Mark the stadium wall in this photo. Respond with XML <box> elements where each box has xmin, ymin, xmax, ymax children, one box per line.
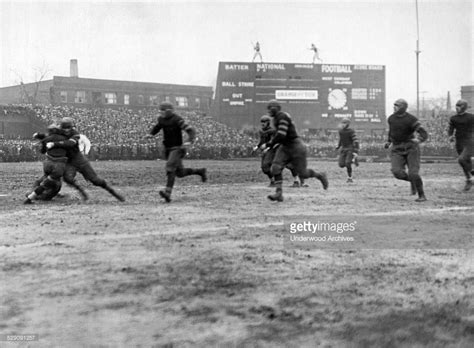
<box><xmin>0</xmin><ymin>106</ymin><xmax>46</xmax><ymax>139</ymax></box>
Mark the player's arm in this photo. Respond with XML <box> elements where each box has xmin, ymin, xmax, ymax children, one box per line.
<box><xmin>351</xmin><ymin>130</ymin><xmax>360</xmax><ymax>153</ymax></box>
<box><xmin>256</xmin><ymin>131</ymin><xmax>266</xmax><ymax>148</ymax></box>
<box><xmin>33</xmin><ymin>132</ymin><xmax>46</xmax><ymax>140</ymax></box>
<box><xmin>40</xmin><ymin>140</ymin><xmax>48</xmax><ymax>154</ymax></box>
<box><xmin>384</xmin><ymin>118</ymin><xmax>392</xmax><ymax>148</ymax></box>
<box><xmin>48</xmin><ymin>135</ymin><xmax>79</xmax><ymax>149</ymax></box>
<box><xmin>413</xmin><ymin>122</ymin><xmax>428</xmax><ymax>143</ymax></box>
<box><xmin>149</xmin><ymin>121</ymin><xmax>162</xmax><ymax>137</ymax></box>
<box><xmin>447</xmin><ymin>118</ymin><xmax>455</xmax><ymax>141</ymax></box>
<box><xmin>267</xmin><ymin>118</ymin><xmax>289</xmax><ymax>148</ymax></box>
<box><xmin>178</xmin><ymin>117</ymin><xmax>196</xmax><ymax>144</ymax></box>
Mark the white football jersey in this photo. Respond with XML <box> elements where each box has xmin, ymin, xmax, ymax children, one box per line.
<box><xmin>78</xmin><ymin>134</ymin><xmax>91</xmax><ymax>155</ymax></box>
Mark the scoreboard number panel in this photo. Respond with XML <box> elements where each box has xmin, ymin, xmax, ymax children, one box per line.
<box><xmin>213</xmin><ymin>62</ymin><xmax>385</xmax><ymax>133</ymax></box>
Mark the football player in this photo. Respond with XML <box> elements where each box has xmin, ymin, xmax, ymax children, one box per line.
<box><xmin>146</xmin><ymin>102</ymin><xmax>207</xmax><ymax>203</ymax></box>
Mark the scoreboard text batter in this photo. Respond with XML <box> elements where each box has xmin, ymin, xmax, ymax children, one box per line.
<box><xmin>213</xmin><ymin>62</ymin><xmax>386</xmax><ymax>133</ymax></box>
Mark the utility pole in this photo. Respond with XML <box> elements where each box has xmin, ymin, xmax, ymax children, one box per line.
<box><xmin>415</xmin><ymin>0</ymin><xmax>421</xmax><ymax>118</ymax></box>
<box><xmin>420</xmin><ymin>91</ymin><xmax>428</xmax><ymax>118</ymax></box>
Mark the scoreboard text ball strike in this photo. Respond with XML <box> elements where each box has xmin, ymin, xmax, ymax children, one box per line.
<box><xmin>213</xmin><ymin>62</ymin><xmax>386</xmax><ymax>134</ymax></box>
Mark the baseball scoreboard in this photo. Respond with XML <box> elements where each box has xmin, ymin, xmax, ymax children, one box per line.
<box><xmin>212</xmin><ymin>62</ymin><xmax>386</xmax><ymax>134</ymax></box>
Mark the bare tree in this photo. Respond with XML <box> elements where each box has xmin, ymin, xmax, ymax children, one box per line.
<box><xmin>11</xmin><ymin>61</ymin><xmax>51</xmax><ymax>106</ymax></box>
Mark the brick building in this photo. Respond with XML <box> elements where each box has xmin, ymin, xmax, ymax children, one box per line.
<box><xmin>0</xmin><ymin>60</ymin><xmax>213</xmax><ymax>113</ymax></box>
<box><xmin>461</xmin><ymin>85</ymin><xmax>474</xmax><ymax>111</ymax></box>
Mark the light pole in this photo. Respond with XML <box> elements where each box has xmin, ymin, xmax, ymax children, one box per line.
<box><xmin>415</xmin><ymin>0</ymin><xmax>421</xmax><ymax>118</ymax></box>
<box><xmin>420</xmin><ymin>91</ymin><xmax>428</xmax><ymax>118</ymax></box>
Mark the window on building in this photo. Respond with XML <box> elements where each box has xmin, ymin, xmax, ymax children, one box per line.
<box><xmin>164</xmin><ymin>96</ymin><xmax>171</xmax><ymax>103</ymax></box>
<box><xmin>195</xmin><ymin>97</ymin><xmax>201</xmax><ymax>108</ymax></box>
<box><xmin>75</xmin><ymin>91</ymin><xmax>86</xmax><ymax>103</ymax></box>
<box><xmin>175</xmin><ymin>96</ymin><xmax>188</xmax><ymax>107</ymax></box>
<box><xmin>105</xmin><ymin>93</ymin><xmax>117</xmax><ymax>104</ymax></box>
<box><xmin>150</xmin><ymin>96</ymin><xmax>159</xmax><ymax>106</ymax></box>
<box><xmin>138</xmin><ymin>95</ymin><xmax>144</xmax><ymax>104</ymax></box>
<box><xmin>60</xmin><ymin>91</ymin><xmax>67</xmax><ymax>103</ymax></box>
<box><xmin>124</xmin><ymin>94</ymin><xmax>130</xmax><ymax>105</ymax></box>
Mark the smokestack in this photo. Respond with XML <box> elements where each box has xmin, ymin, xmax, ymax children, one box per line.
<box><xmin>70</xmin><ymin>59</ymin><xmax>78</xmax><ymax>78</ymax></box>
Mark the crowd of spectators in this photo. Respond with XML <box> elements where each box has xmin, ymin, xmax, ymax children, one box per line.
<box><xmin>1</xmin><ymin>105</ymin><xmax>256</xmax><ymax>161</ymax></box>
<box><xmin>0</xmin><ymin>104</ymin><xmax>459</xmax><ymax>162</ymax></box>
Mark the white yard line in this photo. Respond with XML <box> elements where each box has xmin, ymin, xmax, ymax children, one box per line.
<box><xmin>1</xmin><ymin>205</ymin><xmax>472</xmax><ymax>252</ymax></box>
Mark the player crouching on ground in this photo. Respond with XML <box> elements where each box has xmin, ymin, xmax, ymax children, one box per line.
<box><xmin>263</xmin><ymin>100</ymin><xmax>328</xmax><ymax>202</ymax></box>
<box><xmin>336</xmin><ymin>118</ymin><xmax>359</xmax><ymax>183</ymax></box>
<box><xmin>146</xmin><ymin>102</ymin><xmax>207</xmax><ymax>203</ymax></box>
<box><xmin>24</xmin><ymin>124</ymin><xmax>77</xmax><ymax>204</ymax></box>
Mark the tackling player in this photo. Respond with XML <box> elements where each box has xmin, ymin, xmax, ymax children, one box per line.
<box><xmin>49</xmin><ymin>117</ymin><xmax>125</xmax><ymax>202</ymax></box>
<box><xmin>24</xmin><ymin>124</ymin><xmax>77</xmax><ymax>204</ymax></box>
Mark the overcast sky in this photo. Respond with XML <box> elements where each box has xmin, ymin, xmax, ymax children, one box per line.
<box><xmin>0</xmin><ymin>0</ymin><xmax>472</xmax><ymax>111</ymax></box>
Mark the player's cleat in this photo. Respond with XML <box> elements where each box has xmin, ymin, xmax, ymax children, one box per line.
<box><xmin>347</xmin><ymin>177</ymin><xmax>353</xmax><ymax>183</ymax></box>
<box><xmin>291</xmin><ymin>181</ymin><xmax>300</xmax><ymax>188</ymax></box>
<box><xmin>267</xmin><ymin>192</ymin><xmax>284</xmax><ymax>202</ymax></box>
<box><xmin>104</xmin><ymin>185</ymin><xmax>124</xmax><ymax>202</ymax></box>
<box><xmin>301</xmin><ymin>183</ymin><xmax>309</xmax><ymax>188</ymax></box>
<box><xmin>74</xmin><ymin>185</ymin><xmax>89</xmax><ymax>201</ymax></box>
<box><xmin>159</xmin><ymin>190</ymin><xmax>171</xmax><ymax>203</ymax></box>
<box><xmin>114</xmin><ymin>192</ymin><xmax>125</xmax><ymax>202</ymax></box>
<box><xmin>200</xmin><ymin>168</ymin><xmax>207</xmax><ymax>183</ymax></box>
<box><xmin>415</xmin><ymin>195</ymin><xmax>427</xmax><ymax>202</ymax></box>
<box><xmin>319</xmin><ymin>173</ymin><xmax>329</xmax><ymax>190</ymax></box>
<box><xmin>464</xmin><ymin>179</ymin><xmax>472</xmax><ymax>192</ymax></box>
<box><xmin>23</xmin><ymin>198</ymin><xmax>34</xmax><ymax>205</ymax></box>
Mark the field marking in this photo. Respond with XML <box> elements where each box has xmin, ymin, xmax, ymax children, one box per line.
<box><xmin>0</xmin><ymin>221</ymin><xmax>285</xmax><ymax>251</ymax></box>
<box><xmin>363</xmin><ymin>206</ymin><xmax>473</xmax><ymax>216</ymax></box>
<box><xmin>1</xmin><ymin>205</ymin><xmax>472</xmax><ymax>252</ymax></box>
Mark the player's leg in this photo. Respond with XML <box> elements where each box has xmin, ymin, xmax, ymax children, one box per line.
<box><xmin>268</xmin><ymin>146</ymin><xmax>290</xmax><ymax>202</ymax></box>
<box><xmin>344</xmin><ymin>150</ymin><xmax>353</xmax><ymax>182</ymax></box>
<box><xmin>78</xmin><ymin>161</ymin><xmax>124</xmax><ymax>202</ymax></box>
<box><xmin>407</xmin><ymin>144</ymin><xmax>426</xmax><ymax>202</ymax></box>
<box><xmin>160</xmin><ymin>148</ymin><xmax>180</xmax><ymax>202</ymax></box>
<box><xmin>25</xmin><ymin>161</ymin><xmax>64</xmax><ymax>204</ymax></box>
<box><xmin>294</xmin><ymin>140</ymin><xmax>328</xmax><ymax>190</ymax></box>
<box><xmin>286</xmin><ymin>163</ymin><xmax>300</xmax><ymax>187</ymax></box>
<box><xmin>262</xmin><ymin>150</ymin><xmax>275</xmax><ymax>186</ymax></box>
<box><xmin>63</xmin><ymin>163</ymin><xmax>89</xmax><ymax>200</ymax></box>
<box><xmin>176</xmin><ymin>148</ymin><xmax>207</xmax><ymax>182</ymax></box>
<box><xmin>390</xmin><ymin>146</ymin><xmax>409</xmax><ymax>181</ymax></box>
<box><xmin>457</xmin><ymin>144</ymin><xmax>472</xmax><ymax>191</ymax></box>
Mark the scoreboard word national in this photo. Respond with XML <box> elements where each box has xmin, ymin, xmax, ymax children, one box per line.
<box><xmin>212</xmin><ymin>62</ymin><xmax>386</xmax><ymax>134</ymax></box>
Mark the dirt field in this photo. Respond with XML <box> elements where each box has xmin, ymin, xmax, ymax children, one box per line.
<box><xmin>1</xmin><ymin>159</ymin><xmax>473</xmax><ymax>347</ymax></box>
